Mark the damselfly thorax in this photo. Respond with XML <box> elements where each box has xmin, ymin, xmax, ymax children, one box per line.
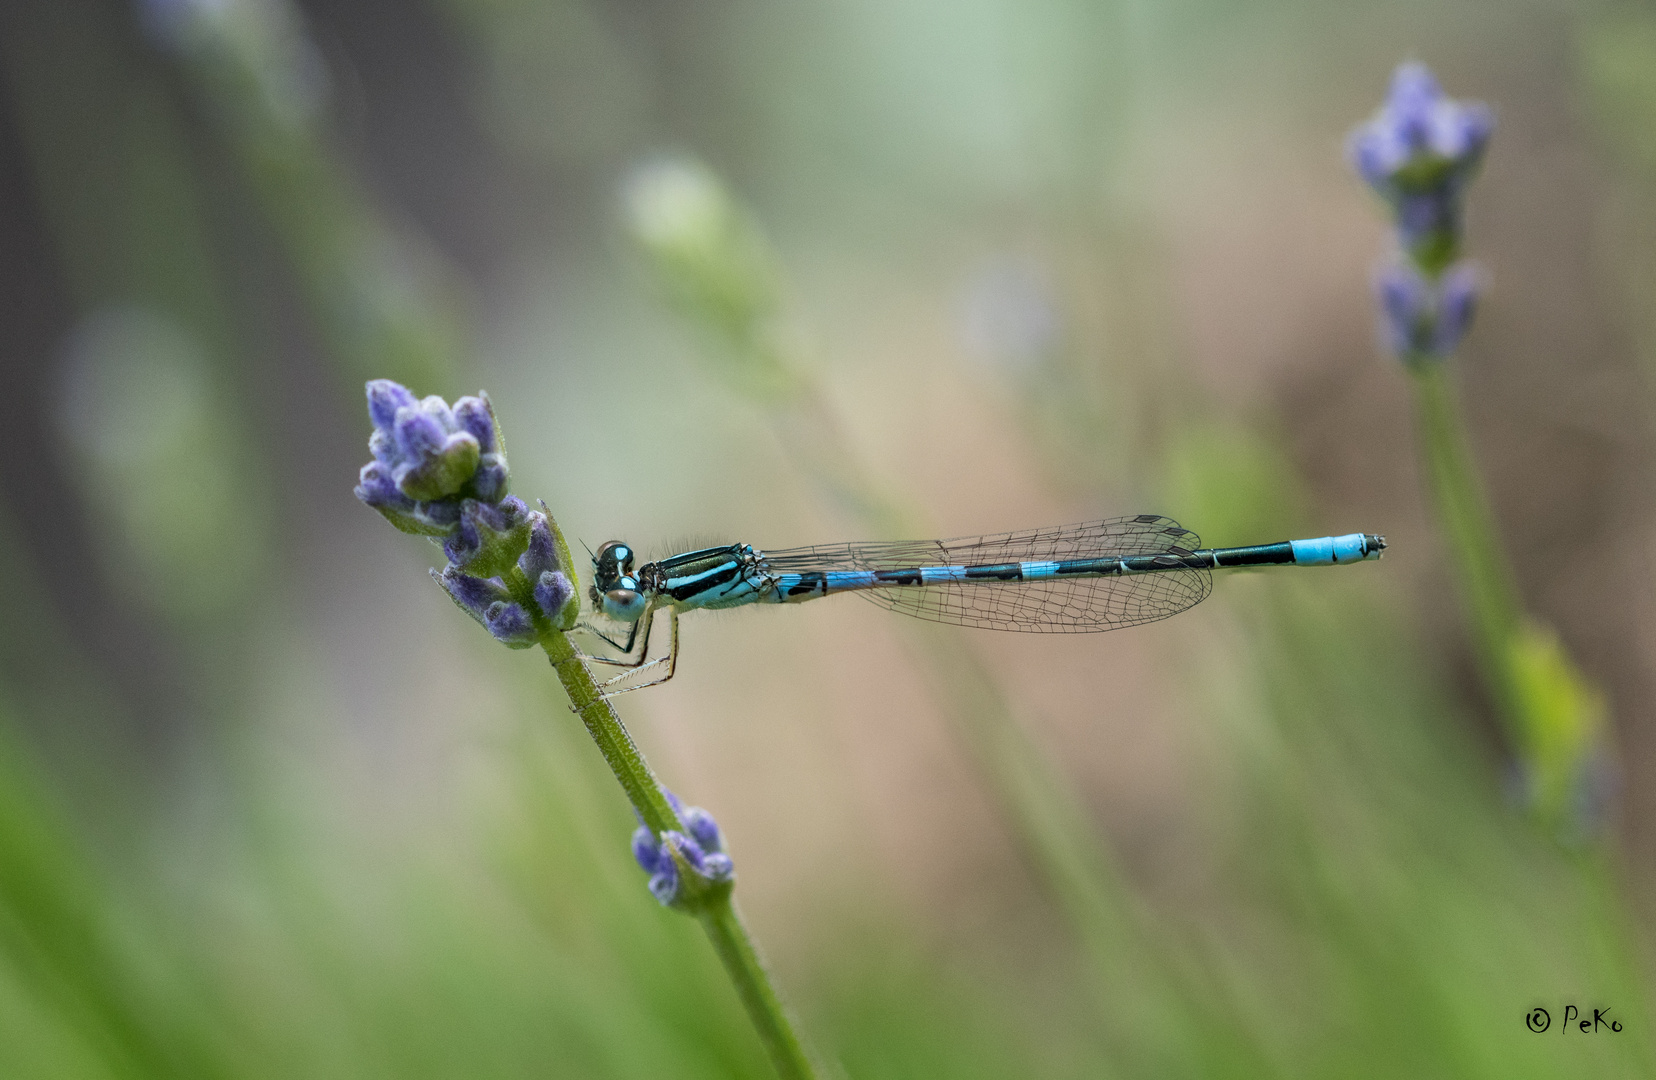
<box><xmin>578</xmin><ymin>516</ymin><xmax>1385</xmax><ymax>697</ymax></box>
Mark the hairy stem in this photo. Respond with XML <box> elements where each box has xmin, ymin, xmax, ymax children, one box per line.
<box><xmin>541</xmin><ymin>632</ymin><xmax>679</xmax><ymax>836</ymax></box>
<box><xmin>538</xmin><ymin>631</ymin><xmax>819</xmax><ymax>1079</ymax></box>
<box><xmin>698</xmin><ymin>897</ymin><xmax>819</xmax><ymax>1080</ymax></box>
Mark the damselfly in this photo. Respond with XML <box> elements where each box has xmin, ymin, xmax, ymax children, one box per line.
<box><xmin>578</xmin><ymin>516</ymin><xmax>1384</xmax><ymax>695</ymax></box>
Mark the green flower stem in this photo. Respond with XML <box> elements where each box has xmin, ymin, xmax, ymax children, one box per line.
<box><xmin>698</xmin><ymin>895</ymin><xmax>819</xmax><ymax>1080</ymax></box>
<box><xmin>1410</xmin><ymin>364</ymin><xmax>1523</xmax><ymax>721</ymax></box>
<box><xmin>1410</xmin><ymin>363</ymin><xmax>1606</xmax><ymax>821</ymax></box>
<box><xmin>539</xmin><ymin>632</ymin><xmax>680</xmax><ymax>836</ymax></box>
<box><xmin>536</xmin><ymin>629</ymin><xmax>819</xmax><ymax>1080</ymax></box>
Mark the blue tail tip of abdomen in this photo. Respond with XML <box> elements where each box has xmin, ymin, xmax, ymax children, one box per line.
<box><xmin>1289</xmin><ymin>533</ymin><xmax>1387</xmax><ymax>566</ymax></box>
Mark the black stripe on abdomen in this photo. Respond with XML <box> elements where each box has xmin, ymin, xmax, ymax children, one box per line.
<box><xmin>785</xmin><ymin>572</ymin><xmax>826</xmax><ymax>597</ymax></box>
<box><xmin>963</xmin><ymin>562</ymin><xmax>1023</xmax><ymax>581</ymax></box>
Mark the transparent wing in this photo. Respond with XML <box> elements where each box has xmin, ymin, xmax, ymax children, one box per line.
<box><xmin>760</xmin><ymin>515</ymin><xmax>1213</xmax><ymax>633</ymax></box>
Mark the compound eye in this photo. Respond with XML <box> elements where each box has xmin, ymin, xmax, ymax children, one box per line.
<box><xmin>601</xmin><ymin>588</ymin><xmax>647</xmax><ymax>622</ymax></box>
<box><xmin>595</xmin><ymin>540</ymin><xmax>634</xmax><ymax>571</ymax></box>
<box><xmin>592</xmin><ymin>540</ymin><xmax>637</xmax><ymax>590</ymax></box>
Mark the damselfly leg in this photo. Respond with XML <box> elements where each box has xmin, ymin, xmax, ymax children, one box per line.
<box><xmin>598</xmin><ymin>609</ymin><xmax>680</xmax><ymax>696</ymax></box>
<box><xmin>577</xmin><ymin>608</ymin><xmax>649</xmax><ymax>662</ymax></box>
<box><xmin>576</xmin><ymin>605</ymin><xmax>682</xmax><ymax>697</ymax></box>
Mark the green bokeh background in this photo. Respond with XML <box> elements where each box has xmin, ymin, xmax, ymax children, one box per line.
<box><xmin>0</xmin><ymin>0</ymin><xmax>1654</xmax><ymax>1075</ymax></box>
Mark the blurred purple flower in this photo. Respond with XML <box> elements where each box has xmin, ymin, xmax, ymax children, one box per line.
<box><xmin>1348</xmin><ymin>62</ymin><xmax>1493</xmax><ymax>271</ymax></box>
<box><xmin>1375</xmin><ymin>260</ymin><xmax>1481</xmax><ymax>362</ymax></box>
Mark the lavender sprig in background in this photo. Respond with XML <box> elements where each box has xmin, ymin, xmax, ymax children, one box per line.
<box><xmin>1350</xmin><ymin>63</ymin><xmax>1606</xmax><ymax>829</ymax></box>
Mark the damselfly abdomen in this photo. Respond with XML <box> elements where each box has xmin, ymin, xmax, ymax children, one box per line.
<box><xmin>578</xmin><ymin>515</ymin><xmax>1384</xmax><ymax>695</ymax></box>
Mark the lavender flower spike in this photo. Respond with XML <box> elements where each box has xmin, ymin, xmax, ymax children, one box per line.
<box><xmin>354</xmin><ymin>380</ymin><xmax>512</xmax><ymax>542</ymax></box>
<box><xmin>1348</xmin><ymin>62</ymin><xmax>1493</xmax><ymax>273</ymax></box>
<box><xmin>631</xmin><ymin>792</ymin><xmax>735</xmax><ymax>907</ymax></box>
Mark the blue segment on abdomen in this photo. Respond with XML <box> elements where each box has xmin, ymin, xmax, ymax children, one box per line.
<box><xmin>1019</xmin><ymin>560</ymin><xmax>1060</xmax><ymax>580</ymax></box>
<box><xmin>824</xmin><ymin>570</ymin><xmax>877</xmax><ymax>592</ymax></box>
<box><xmin>1289</xmin><ymin>534</ymin><xmax>1370</xmax><ymax>565</ymax></box>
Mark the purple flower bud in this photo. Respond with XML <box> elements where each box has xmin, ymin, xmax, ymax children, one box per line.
<box><xmin>1349</xmin><ymin>63</ymin><xmax>1493</xmax><ymax>185</ymax></box>
<box><xmin>632</xmin><ymin>825</ymin><xmax>663</xmax><ymax>873</ymax></box>
<box><xmin>357</xmin><ymin>461</ymin><xmax>452</xmax><ymax>536</ymax></box>
<box><xmin>683</xmin><ymin>806</ymin><xmax>723</xmax><ymax>854</ymax></box>
<box><xmin>471</xmin><ymin>456</ymin><xmax>509</xmax><ymax>503</ymax></box>
<box><xmin>534</xmin><ymin>571</ymin><xmax>576</xmax><ymax>626</ymax></box>
<box><xmin>1377</xmin><ymin>261</ymin><xmax>1434</xmax><ymax>357</ymax></box>
<box><xmin>518</xmin><ymin>514</ymin><xmax>560</xmax><ymax>579</ymax></box>
<box><xmin>648</xmin><ymin>863</ymin><xmax>679</xmax><ymax>906</ymax></box>
<box><xmin>366</xmin><ymin>379</ymin><xmax>418</xmax><ymax>432</ymax></box>
<box><xmin>420</xmin><ymin>394</ymin><xmax>458</xmax><ymax>429</ymax></box>
<box><xmin>369</xmin><ymin>428</ymin><xmax>397</xmax><ymax>465</ymax></box>
<box><xmin>392</xmin><ymin>403</ymin><xmax>446</xmax><ymax>459</ymax></box>
<box><xmin>355</xmin><ymin>461</ymin><xmax>411</xmax><ymax>511</ymax></box>
<box><xmin>452</xmin><ymin>395</ymin><xmax>498</xmax><ymax>454</ymax></box>
<box><xmin>433</xmin><ymin>566</ymin><xmax>513</xmax><ymax>622</ymax></box>
<box><xmin>665</xmin><ymin>830</ymin><xmax>707</xmax><ymax>873</ymax></box>
<box><xmin>660</xmin><ymin>830</ymin><xmax>733</xmax><ymax>886</ymax></box>
<box><xmin>415</xmin><ymin>499</ymin><xmax>463</xmax><ymax>529</ymax></box>
<box><xmin>483</xmin><ymin>601</ymin><xmax>538</xmax><ymax>648</ymax></box>
<box><xmin>631</xmin><ymin>825</ymin><xmax>682</xmax><ymax>902</ymax></box>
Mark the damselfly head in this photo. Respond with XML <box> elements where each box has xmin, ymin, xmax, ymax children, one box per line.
<box><xmin>593</xmin><ymin>540</ymin><xmax>635</xmax><ymax>584</ymax></box>
<box><xmin>593</xmin><ymin>540</ymin><xmax>648</xmax><ymax>622</ymax></box>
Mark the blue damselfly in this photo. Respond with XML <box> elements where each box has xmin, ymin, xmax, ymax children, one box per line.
<box><xmin>579</xmin><ymin>516</ymin><xmax>1384</xmax><ymax>694</ymax></box>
